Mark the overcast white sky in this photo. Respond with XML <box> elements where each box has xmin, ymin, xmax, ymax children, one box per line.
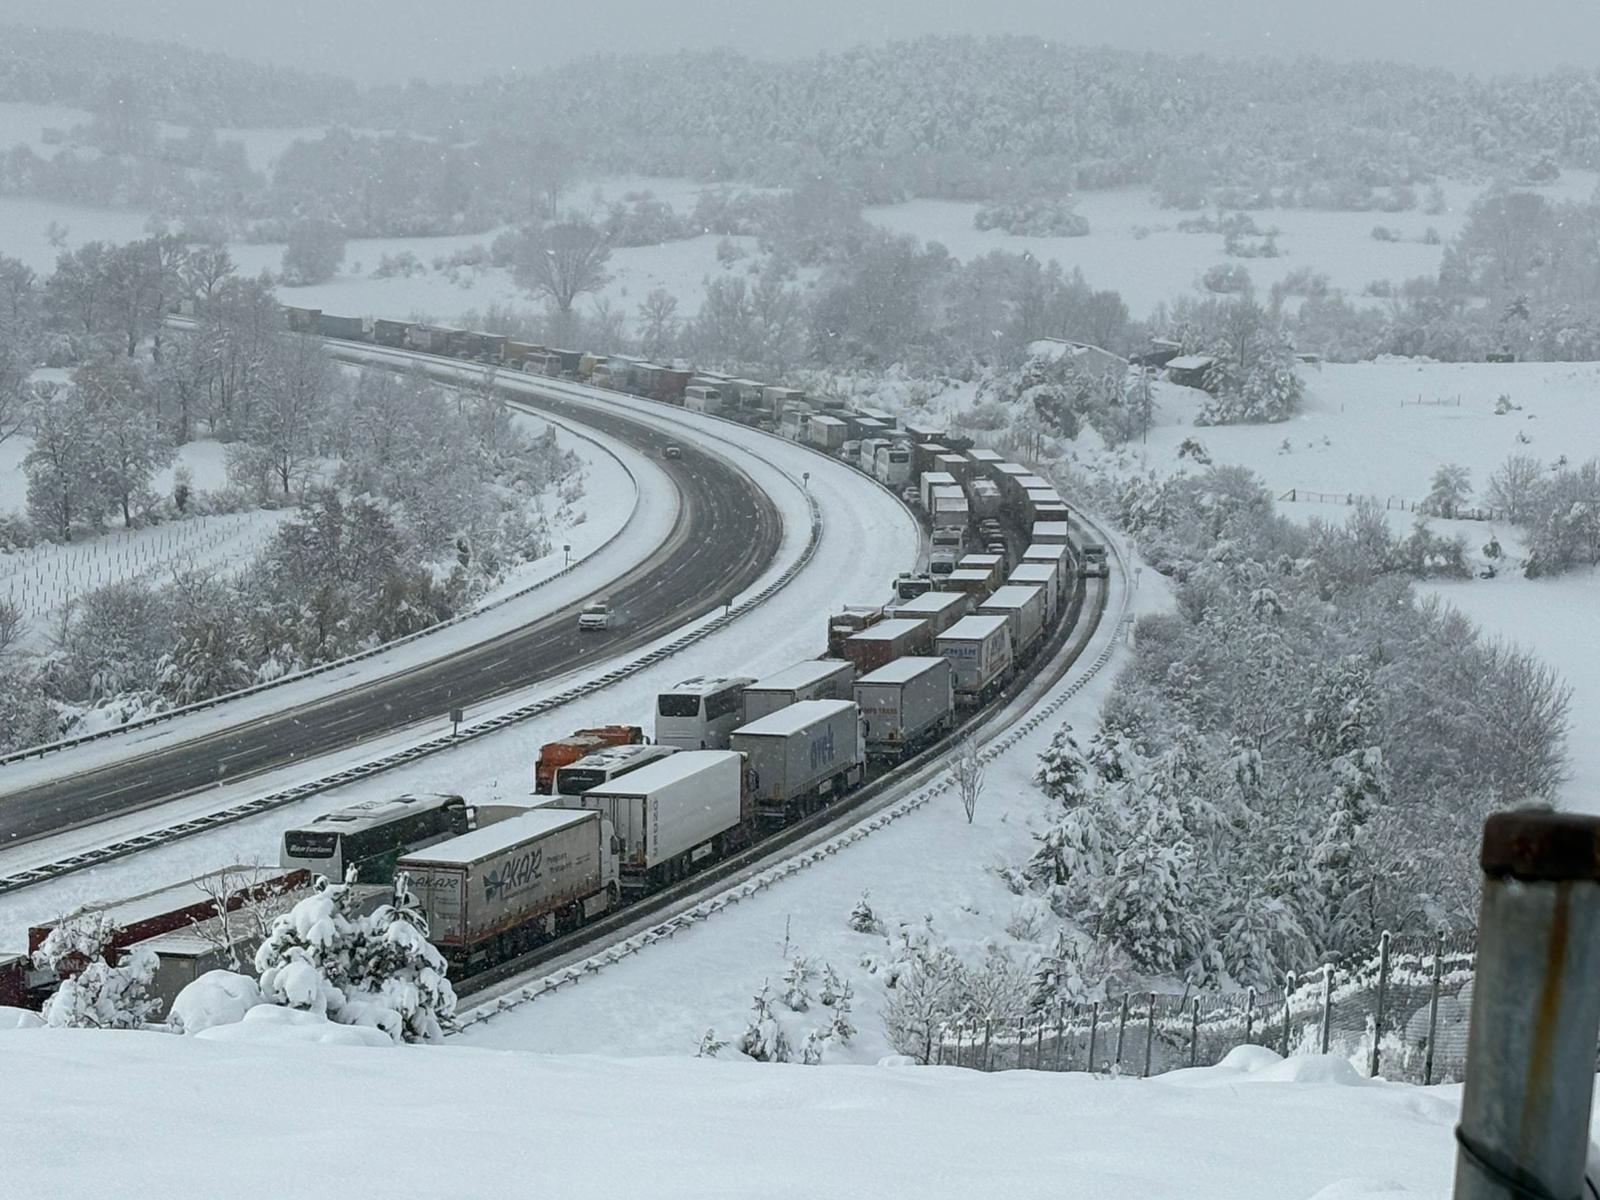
<box><xmin>3</xmin><ymin>0</ymin><xmax>1596</xmax><ymax>83</ymax></box>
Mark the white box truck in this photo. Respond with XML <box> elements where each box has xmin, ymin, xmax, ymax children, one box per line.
<box><xmin>854</xmin><ymin>656</ymin><xmax>955</xmax><ymax>761</ymax></box>
<box><xmin>920</xmin><ymin>471</ymin><xmax>957</xmax><ymax>512</ymax></box>
<box><xmin>577</xmin><ymin>751</ymin><xmax>747</xmax><ymax>892</ymax></box>
<box><xmin>979</xmin><ymin>584</ymin><xmax>1047</xmax><ymax>659</ymax></box>
<box><xmin>399</xmin><ymin>808</ymin><xmax>615</xmax><ymax>970</ymax></box>
<box><xmin>889</xmin><ymin>588</ymin><xmax>973</xmax><ymax>637</ymax></box>
<box><xmin>936</xmin><ymin>614</ymin><xmax>1013</xmax><ymax>703</ymax></box>
<box><xmin>742</xmin><ymin>659</ymin><xmax>856</xmax><ymax>724</ymax></box>
<box><xmin>731</xmin><ymin>699</ymin><xmax>865</xmax><ymax>818</ymax></box>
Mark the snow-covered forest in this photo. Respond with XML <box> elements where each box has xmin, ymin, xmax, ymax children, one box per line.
<box><xmin>0</xmin><ymin>237</ymin><xmax>581</xmax><ymax>749</ymax></box>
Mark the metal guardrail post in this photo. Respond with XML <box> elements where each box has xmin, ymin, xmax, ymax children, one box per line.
<box><xmin>1320</xmin><ymin>965</ymin><xmax>1333</xmax><ymax>1055</ymax></box>
<box><xmin>1370</xmin><ymin>931</ymin><xmax>1391</xmax><ymax>1078</ymax></box>
<box><xmin>1424</xmin><ymin>937</ymin><xmax>1444</xmax><ymax>1087</ymax></box>
<box><xmin>1453</xmin><ymin>812</ymin><xmax>1600</xmax><ymax>1200</ymax></box>
<box><xmin>1087</xmin><ymin>1002</ymin><xmax>1100</xmax><ymax>1073</ymax></box>
<box><xmin>1114</xmin><ymin>993</ymin><xmax>1130</xmax><ymax>1069</ymax></box>
<box><xmin>1143</xmin><ymin>992</ymin><xmax>1155</xmax><ymax>1078</ymax></box>
<box><xmin>1283</xmin><ymin>972</ymin><xmax>1297</xmax><ymax>1057</ymax></box>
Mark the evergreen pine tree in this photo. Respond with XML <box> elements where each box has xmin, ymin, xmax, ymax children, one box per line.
<box><xmin>1034</xmin><ymin>724</ymin><xmax>1094</xmax><ymax>807</ymax></box>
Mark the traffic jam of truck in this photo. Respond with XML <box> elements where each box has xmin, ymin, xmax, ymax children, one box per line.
<box><xmin>2</xmin><ymin>422</ymin><xmax>1104</xmax><ymax>1009</ymax></box>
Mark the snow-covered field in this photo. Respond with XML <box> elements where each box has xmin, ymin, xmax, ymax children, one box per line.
<box><xmin>867</xmin><ymin>174</ymin><xmax>1600</xmax><ymax>318</ymax></box>
<box><xmin>2</xmin><ymin>1026</ymin><xmax>1480</xmax><ymax>1200</ymax></box>
<box><xmin>0</xmin><ymin>387</ymin><xmax>919</xmax><ymax>950</ymax></box>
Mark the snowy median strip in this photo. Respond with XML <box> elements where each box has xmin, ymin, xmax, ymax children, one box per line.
<box><xmin>452</xmin><ymin>527</ymin><xmax>1133</xmax><ymax>1032</ymax></box>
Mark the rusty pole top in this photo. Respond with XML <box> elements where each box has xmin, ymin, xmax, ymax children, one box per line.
<box><xmin>1480</xmin><ymin>811</ymin><xmax>1600</xmax><ymax>883</ymax></box>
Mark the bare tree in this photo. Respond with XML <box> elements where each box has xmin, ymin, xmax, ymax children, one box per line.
<box><xmin>253</xmin><ymin>334</ymin><xmax>335</xmax><ymax>495</ymax></box>
<box><xmin>1487</xmin><ymin>453</ymin><xmax>1545</xmax><ymax>523</ymax></box>
<box><xmin>187</xmin><ymin>863</ymin><xmax>303</xmax><ymax>973</ymax></box>
<box><xmin>951</xmin><ymin>735</ymin><xmax>986</xmax><ymax>824</ymax></box>
<box><xmin>182</xmin><ymin>242</ymin><xmax>236</xmax><ymax>307</ymax></box>
<box><xmin>513</xmin><ymin>219</ymin><xmax>611</xmax><ymax>316</ymax></box>
<box><xmin>637</xmin><ymin>287</ymin><xmax>680</xmax><ymax>360</ymax></box>
<box><xmin>0</xmin><ymin>598</ymin><xmax>23</xmax><ymax>656</ymax></box>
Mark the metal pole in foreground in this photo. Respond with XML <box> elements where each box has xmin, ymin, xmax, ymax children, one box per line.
<box><xmin>1453</xmin><ymin>811</ymin><xmax>1600</xmax><ymax>1200</ymax></box>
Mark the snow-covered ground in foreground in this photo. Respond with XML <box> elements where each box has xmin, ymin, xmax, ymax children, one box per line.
<box><xmin>0</xmin><ymin>393</ymin><xmax>918</xmax><ymax>951</ymax></box>
<box><xmin>1093</xmin><ymin>359</ymin><xmax>1600</xmax><ymax>813</ymax></box>
<box><xmin>0</xmin><ymin>1028</ymin><xmax>1474</xmax><ymax>1200</ymax></box>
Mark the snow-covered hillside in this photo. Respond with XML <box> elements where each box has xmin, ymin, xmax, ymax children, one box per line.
<box><xmin>0</xmin><ymin>1026</ymin><xmax>1474</xmax><ymax>1200</ymax></box>
<box><xmin>1090</xmin><ymin>359</ymin><xmax>1600</xmax><ymax>812</ymax></box>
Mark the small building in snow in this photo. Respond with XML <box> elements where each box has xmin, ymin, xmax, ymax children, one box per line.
<box><xmin>1165</xmin><ymin>354</ymin><xmax>1218</xmax><ymax>391</ymax></box>
<box><xmin>1027</xmin><ymin>338</ymin><xmax>1127</xmax><ymax>379</ymax></box>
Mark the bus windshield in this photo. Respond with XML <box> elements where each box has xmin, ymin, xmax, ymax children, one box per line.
<box><xmin>657</xmin><ymin>695</ymin><xmax>701</xmax><ymax>718</ymax></box>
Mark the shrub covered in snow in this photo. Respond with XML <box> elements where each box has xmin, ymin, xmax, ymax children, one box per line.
<box><xmin>254</xmin><ymin>872</ymin><xmax>456</xmax><ymax>1044</ymax></box>
<box><xmin>169</xmin><ymin>970</ymin><xmax>262</xmax><ymax>1035</ymax></box>
<box><xmin>32</xmin><ymin>911</ymin><xmax>161</xmax><ymax>1029</ymax></box>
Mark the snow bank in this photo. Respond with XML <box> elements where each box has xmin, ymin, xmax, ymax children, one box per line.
<box><xmin>169</xmin><ymin>971</ymin><xmax>262</xmax><ymax>1035</ymax></box>
<box><xmin>0</xmin><ymin>1006</ymin><xmax>45</xmax><ymax>1030</ymax></box>
<box><xmin>193</xmin><ymin>1004</ymin><xmax>393</xmax><ymax>1048</ymax></box>
<box><xmin>0</xmin><ymin>1031</ymin><xmax>1470</xmax><ymax>1198</ymax></box>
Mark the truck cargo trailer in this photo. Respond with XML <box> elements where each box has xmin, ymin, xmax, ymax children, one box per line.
<box><xmin>841</xmin><ymin>617</ymin><xmax>932</xmax><ymax>675</ymax></box>
<box><xmin>936</xmin><ymin>614</ymin><xmax>1014</xmax><ymax>703</ymax></box>
<box><xmin>888</xmin><ymin>589</ymin><xmax>973</xmax><ymax>637</ymax></box>
<box><xmin>732</xmin><ymin>699</ymin><xmax>865</xmax><ymax>819</ymax></box>
<box><xmin>1007</xmin><ymin>563</ymin><xmax>1060</xmax><ymax>622</ymax></box>
<box><xmin>979</xmin><ymin>584</ymin><xmax>1047</xmax><ymax>660</ymax></box>
<box><xmin>919</xmin><ymin>471</ymin><xmax>958</xmax><ymax>512</ymax></box>
<box><xmin>1022</xmin><ymin>542</ymin><xmax>1072</xmax><ymax>595</ymax></box>
<box><xmin>826</xmin><ymin>605</ymin><xmax>885</xmax><ymax>658</ymax></box>
<box><xmin>805</xmin><ymin>413</ymin><xmax>849</xmax><ymax>451</ymax></box>
<box><xmin>1032</xmin><ymin>520</ymin><xmax>1072</xmax><ymax>546</ymax></box>
<box><xmin>577</xmin><ymin>751</ymin><xmax>750</xmax><ymax>892</ymax></box>
<box><xmin>854</xmin><ymin>657</ymin><xmax>955</xmax><ymax>761</ymax></box>
<box><xmin>742</xmin><ymin>659</ymin><xmax>856</xmax><ymax>724</ymax></box>
<box><xmin>957</xmin><ymin>554</ymin><xmax>1005</xmax><ymax>592</ymax></box>
<box><xmin>400</xmin><ymin>809</ymin><xmax>614</xmax><ymax>971</ymax></box>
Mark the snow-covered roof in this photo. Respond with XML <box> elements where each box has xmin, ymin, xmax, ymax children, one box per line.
<box><xmin>1032</xmin><ymin>522</ymin><xmax>1071</xmax><ymax>539</ymax></box>
<box><xmin>399</xmin><ymin>809</ymin><xmax>595</xmax><ymax>866</ymax></box>
<box><xmin>959</xmin><ymin>554</ymin><xmax>1001</xmax><ymax>567</ymax></box>
<box><xmin>747</xmin><ymin>660</ymin><xmax>854</xmax><ymax>693</ymax></box>
<box><xmin>581</xmin><ymin>750</ymin><xmax>741</xmax><ymax>796</ymax></box>
<box><xmin>1017</xmin><ymin>475</ymin><xmax>1050</xmax><ymax>490</ymax></box>
<box><xmin>938</xmin><ymin>614</ymin><xmax>1010</xmax><ymax>641</ymax></box>
<box><xmin>1023</xmin><ymin>543</ymin><xmax>1067</xmax><ymax>560</ymax></box>
<box><xmin>734</xmin><ymin>699</ymin><xmax>855</xmax><ymax>738</ymax></box>
<box><xmin>942</xmin><ymin>570</ymin><xmax>992</xmax><ymax>583</ymax></box>
<box><xmin>809</xmin><ymin>415</ymin><xmax>847</xmax><ymax>429</ymax></box>
<box><xmin>920</xmin><ymin>471</ymin><xmax>957</xmax><ymax>486</ymax></box>
<box><xmin>967</xmin><ymin>448</ymin><xmax>1002</xmax><ymax>463</ymax></box>
<box><xmin>893</xmin><ymin>591</ymin><xmax>970</xmax><ymax>616</ymax></box>
<box><xmin>849</xmin><ymin>618</ymin><xmax>928</xmax><ymax>642</ymax></box>
<box><xmin>856</xmin><ymin>656</ymin><xmax>949</xmax><ymax>685</ymax></box>
<box><xmin>1167</xmin><ymin>354</ymin><xmax>1216</xmax><ymax>371</ymax></box>
<box><xmin>980</xmin><ymin>585</ymin><xmax>1044</xmax><ymax>612</ymax></box>
<box><xmin>1008</xmin><ymin>564</ymin><xmax>1055</xmax><ymax>583</ymax></box>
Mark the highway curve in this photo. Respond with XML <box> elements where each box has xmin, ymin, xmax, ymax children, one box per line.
<box><xmin>0</xmin><ymin>387</ymin><xmax>784</xmax><ymax>849</ymax></box>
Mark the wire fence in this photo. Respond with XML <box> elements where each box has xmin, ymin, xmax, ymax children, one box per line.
<box><xmin>1276</xmin><ymin>489</ymin><xmax>1505</xmax><ymax>523</ymax></box>
<box><xmin>934</xmin><ymin>931</ymin><xmax>1482</xmax><ymax>1085</ymax></box>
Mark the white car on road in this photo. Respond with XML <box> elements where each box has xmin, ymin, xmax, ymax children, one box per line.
<box><xmin>578</xmin><ymin>601</ymin><xmax>612</xmax><ymax>632</ymax></box>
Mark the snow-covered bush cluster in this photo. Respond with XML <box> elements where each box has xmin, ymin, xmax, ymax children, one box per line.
<box><xmin>30</xmin><ymin>911</ymin><xmax>162</xmax><ymax>1030</ymax></box>
<box><xmin>251</xmin><ymin>872</ymin><xmax>457</xmax><ymax>1044</ymax></box>
<box><xmin>1015</xmin><ymin>466</ymin><xmax>1570</xmax><ymax>988</ymax></box>
<box><xmin>973</xmin><ymin>199</ymin><xmax>1090</xmax><ymax>238</ymax></box>
<box><xmin>701</xmin><ymin>956</ymin><xmax>856</xmax><ymax>1066</ymax></box>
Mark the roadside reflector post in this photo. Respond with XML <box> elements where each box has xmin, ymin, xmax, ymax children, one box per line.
<box><xmin>1453</xmin><ymin>811</ymin><xmax>1600</xmax><ymax>1200</ymax></box>
<box><xmin>450</xmin><ymin>707</ymin><xmax>464</xmax><ymax>737</ymax></box>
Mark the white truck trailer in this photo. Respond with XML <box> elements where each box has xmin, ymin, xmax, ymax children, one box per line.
<box><xmin>936</xmin><ymin>614</ymin><xmax>1014</xmax><ymax>703</ymax></box>
<box><xmin>731</xmin><ymin>699</ymin><xmax>865</xmax><ymax>819</ymax></box>
<box><xmin>1007</xmin><ymin>562</ymin><xmax>1060</xmax><ymax>622</ymax></box>
<box><xmin>576</xmin><ymin>751</ymin><xmax>748</xmax><ymax>892</ymax></box>
<box><xmin>979</xmin><ymin>584</ymin><xmax>1047</xmax><ymax>659</ymax></box>
<box><xmin>888</xmin><ymin>589</ymin><xmax>973</xmax><ymax>637</ymax></box>
<box><xmin>854</xmin><ymin>656</ymin><xmax>955</xmax><ymax>761</ymax></box>
<box><xmin>742</xmin><ymin>659</ymin><xmax>856</xmax><ymax>724</ymax></box>
<box><xmin>399</xmin><ymin>808</ymin><xmax>615</xmax><ymax>971</ymax></box>
<box><xmin>1031</xmin><ymin>520</ymin><xmax>1072</xmax><ymax>546</ymax></box>
<box><xmin>1022</xmin><ymin>541</ymin><xmax>1072</xmax><ymax>595</ymax></box>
